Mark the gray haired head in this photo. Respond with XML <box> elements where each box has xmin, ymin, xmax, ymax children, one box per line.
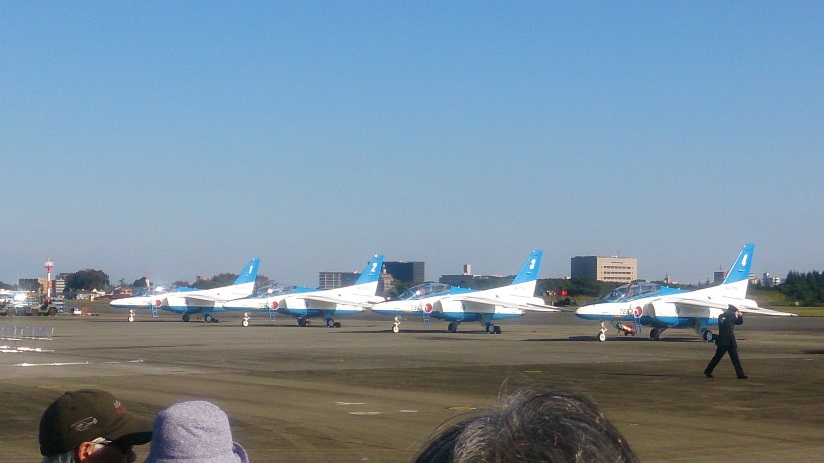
<box><xmin>143</xmin><ymin>400</ymin><xmax>248</xmax><ymax>463</ymax></box>
<box><xmin>413</xmin><ymin>384</ymin><xmax>638</xmax><ymax>463</ymax></box>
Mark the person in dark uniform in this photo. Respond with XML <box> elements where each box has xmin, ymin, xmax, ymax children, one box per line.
<box><xmin>704</xmin><ymin>305</ymin><xmax>748</xmax><ymax>379</ymax></box>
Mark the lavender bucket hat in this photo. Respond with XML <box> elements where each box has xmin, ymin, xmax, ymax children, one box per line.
<box><xmin>143</xmin><ymin>401</ymin><xmax>249</xmax><ymax>463</ymax></box>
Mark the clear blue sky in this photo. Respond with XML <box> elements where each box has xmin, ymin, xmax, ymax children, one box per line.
<box><xmin>2</xmin><ymin>1</ymin><xmax>822</xmax><ymax>287</ymax></box>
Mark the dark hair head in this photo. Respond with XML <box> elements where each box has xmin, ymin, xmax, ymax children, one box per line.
<box><xmin>414</xmin><ymin>384</ymin><xmax>639</xmax><ymax>463</ymax></box>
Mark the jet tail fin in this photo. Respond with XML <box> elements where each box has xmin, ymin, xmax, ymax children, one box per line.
<box><xmin>717</xmin><ymin>244</ymin><xmax>754</xmax><ymax>300</ymax></box>
<box><xmin>354</xmin><ymin>255</ymin><xmax>384</xmax><ymax>285</ymax></box>
<box><xmin>511</xmin><ymin>250</ymin><xmax>542</xmax><ymax>285</ymax></box>
<box><xmin>233</xmin><ymin>258</ymin><xmax>261</xmax><ymax>285</ymax></box>
<box><xmin>722</xmin><ymin>244</ymin><xmax>754</xmax><ymax>285</ymax></box>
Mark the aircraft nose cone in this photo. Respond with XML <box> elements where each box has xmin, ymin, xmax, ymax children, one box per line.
<box><xmin>110</xmin><ymin>297</ymin><xmax>141</xmax><ymax>308</ymax></box>
<box><xmin>575</xmin><ymin>305</ymin><xmax>601</xmax><ymax>319</ymax></box>
<box><xmin>372</xmin><ymin>301</ymin><xmax>403</xmax><ymax>313</ymax></box>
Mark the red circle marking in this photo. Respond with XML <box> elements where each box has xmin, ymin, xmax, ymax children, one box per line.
<box><xmin>155</xmin><ymin>300</ymin><xmax>162</xmax><ymax>307</ymax></box>
<box><xmin>271</xmin><ymin>301</ymin><xmax>279</xmax><ymax>309</ymax></box>
<box><xmin>424</xmin><ymin>303</ymin><xmax>433</xmax><ymax>313</ymax></box>
<box><xmin>634</xmin><ymin>306</ymin><xmax>643</xmax><ymax>317</ymax></box>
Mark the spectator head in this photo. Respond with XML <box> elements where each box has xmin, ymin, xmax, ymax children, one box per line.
<box><xmin>143</xmin><ymin>400</ymin><xmax>248</xmax><ymax>463</ymax></box>
<box><xmin>413</xmin><ymin>384</ymin><xmax>639</xmax><ymax>463</ymax></box>
<box><xmin>39</xmin><ymin>389</ymin><xmax>153</xmax><ymax>462</ymax></box>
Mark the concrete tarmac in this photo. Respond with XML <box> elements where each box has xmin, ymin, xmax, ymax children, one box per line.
<box><xmin>2</xmin><ymin>306</ymin><xmax>823</xmax><ymax>462</ymax></box>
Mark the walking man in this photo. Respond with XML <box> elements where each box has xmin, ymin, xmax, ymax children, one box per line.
<box><xmin>704</xmin><ymin>305</ymin><xmax>748</xmax><ymax>379</ymax></box>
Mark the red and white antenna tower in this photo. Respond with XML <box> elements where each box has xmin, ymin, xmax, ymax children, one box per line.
<box><xmin>44</xmin><ymin>259</ymin><xmax>54</xmax><ymax>299</ymax></box>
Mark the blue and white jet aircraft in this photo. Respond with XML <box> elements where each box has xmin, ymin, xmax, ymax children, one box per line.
<box><xmin>222</xmin><ymin>255</ymin><xmax>385</xmax><ymax>327</ymax></box>
<box><xmin>371</xmin><ymin>250</ymin><xmax>560</xmax><ymax>334</ymax></box>
<box><xmin>110</xmin><ymin>284</ymin><xmax>198</xmax><ymax>322</ymax></box>
<box><xmin>575</xmin><ymin>244</ymin><xmax>795</xmax><ymax>342</ymax></box>
<box><xmin>110</xmin><ymin>258</ymin><xmax>260</xmax><ymax>323</ymax></box>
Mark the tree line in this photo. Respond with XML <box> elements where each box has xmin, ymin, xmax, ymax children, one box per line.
<box><xmin>773</xmin><ymin>271</ymin><xmax>824</xmax><ymax>306</ymax></box>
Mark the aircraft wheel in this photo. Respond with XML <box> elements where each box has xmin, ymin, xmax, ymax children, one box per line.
<box><xmin>326</xmin><ymin>318</ymin><xmax>335</xmax><ymax>328</ymax></box>
<box><xmin>204</xmin><ymin>314</ymin><xmax>213</xmax><ymax>323</ymax></box>
<box><xmin>333</xmin><ymin>322</ymin><xmax>341</xmax><ymax>328</ymax></box>
<box><xmin>702</xmin><ymin>330</ymin><xmax>714</xmax><ymax>342</ymax></box>
<box><xmin>298</xmin><ymin>318</ymin><xmax>307</xmax><ymax>327</ymax></box>
<box><xmin>650</xmin><ymin>329</ymin><xmax>660</xmax><ymax>340</ymax></box>
<box><xmin>182</xmin><ymin>314</ymin><xmax>190</xmax><ymax>322</ymax></box>
<box><xmin>486</xmin><ymin>324</ymin><xmax>495</xmax><ymax>334</ymax></box>
<box><xmin>493</xmin><ymin>325</ymin><xmax>502</xmax><ymax>334</ymax></box>
<box><xmin>598</xmin><ymin>331</ymin><xmax>606</xmax><ymax>342</ymax></box>
<box><xmin>392</xmin><ymin>324</ymin><xmax>399</xmax><ymax>333</ymax></box>
<box><xmin>242</xmin><ymin>319</ymin><xmax>249</xmax><ymax>327</ymax></box>
<box><xmin>448</xmin><ymin>322</ymin><xmax>458</xmax><ymax>333</ymax></box>
<box><xmin>128</xmin><ymin>315</ymin><xmax>134</xmax><ymax>323</ymax></box>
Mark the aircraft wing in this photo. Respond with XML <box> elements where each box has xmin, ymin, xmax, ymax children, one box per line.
<box><xmin>457</xmin><ymin>296</ymin><xmax>564</xmax><ymax>312</ymax></box>
<box><xmin>301</xmin><ymin>294</ymin><xmax>386</xmax><ymax>308</ymax></box>
<box><xmin>182</xmin><ymin>296</ymin><xmax>218</xmax><ymax>307</ymax></box>
<box><xmin>667</xmin><ymin>297</ymin><xmax>797</xmax><ymax>316</ymax></box>
<box><xmin>735</xmin><ymin>305</ymin><xmax>798</xmax><ymax>317</ymax></box>
<box><xmin>521</xmin><ymin>303</ymin><xmax>571</xmax><ymax>313</ymax></box>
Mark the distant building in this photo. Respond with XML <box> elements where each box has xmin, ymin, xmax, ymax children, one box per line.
<box><xmin>383</xmin><ymin>261</ymin><xmax>425</xmax><ymax>285</ymax></box>
<box><xmin>54</xmin><ymin>273</ymin><xmax>71</xmax><ymax>296</ymax></box>
<box><xmin>379</xmin><ymin>271</ymin><xmax>396</xmax><ymax>296</ymax></box>
<box><xmin>379</xmin><ymin>261</ymin><xmax>425</xmax><ymax>297</ymax></box>
<box><xmin>18</xmin><ymin>278</ymin><xmax>49</xmax><ymax>293</ymax></box>
<box><xmin>762</xmin><ymin>272</ymin><xmax>781</xmax><ymax>287</ymax></box>
<box><xmin>318</xmin><ymin>271</ymin><xmax>360</xmax><ymax>290</ymax></box>
<box><xmin>112</xmin><ymin>287</ymin><xmax>134</xmax><ymax>298</ymax></box>
<box><xmin>570</xmin><ymin>256</ymin><xmax>637</xmax><ymax>283</ymax></box>
<box><xmin>439</xmin><ymin>263</ymin><xmax>498</xmax><ymax>287</ymax></box>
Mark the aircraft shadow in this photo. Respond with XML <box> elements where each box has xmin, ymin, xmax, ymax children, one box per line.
<box><xmin>524</xmin><ymin>336</ymin><xmax>706</xmax><ymax>343</ymax></box>
<box><xmin>803</xmin><ymin>350</ymin><xmax>824</xmax><ymax>355</ymax></box>
<box><xmin>332</xmin><ymin>329</ymin><xmax>495</xmax><ymax>335</ymax></box>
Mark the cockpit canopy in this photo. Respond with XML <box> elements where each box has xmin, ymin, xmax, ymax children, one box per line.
<box><xmin>132</xmin><ymin>285</ymin><xmax>196</xmax><ymax>297</ymax></box>
<box><xmin>254</xmin><ymin>284</ymin><xmax>312</xmax><ymax>298</ymax></box>
<box><xmin>397</xmin><ymin>282</ymin><xmax>452</xmax><ymax>300</ymax></box>
<box><xmin>601</xmin><ymin>281</ymin><xmax>661</xmax><ymax>302</ymax></box>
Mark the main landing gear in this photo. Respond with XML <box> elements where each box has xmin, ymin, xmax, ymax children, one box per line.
<box><xmin>242</xmin><ymin>313</ymin><xmax>250</xmax><ymax>327</ymax></box>
<box><xmin>181</xmin><ymin>313</ymin><xmax>219</xmax><ymax>323</ymax></box>
<box><xmin>484</xmin><ymin>323</ymin><xmax>502</xmax><ymax>334</ymax></box>
<box><xmin>392</xmin><ymin>316</ymin><xmax>401</xmax><ymax>333</ymax></box>
<box><xmin>295</xmin><ymin>317</ymin><xmax>341</xmax><ymax>328</ymax></box>
<box><xmin>128</xmin><ymin>310</ymin><xmax>135</xmax><ymax>323</ymax></box>
<box><xmin>701</xmin><ymin>330</ymin><xmax>714</xmax><ymax>342</ymax></box>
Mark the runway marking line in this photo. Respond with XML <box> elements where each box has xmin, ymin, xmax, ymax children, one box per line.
<box><xmin>1</xmin><ymin>359</ymin><xmax>144</xmax><ymax>368</ymax></box>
